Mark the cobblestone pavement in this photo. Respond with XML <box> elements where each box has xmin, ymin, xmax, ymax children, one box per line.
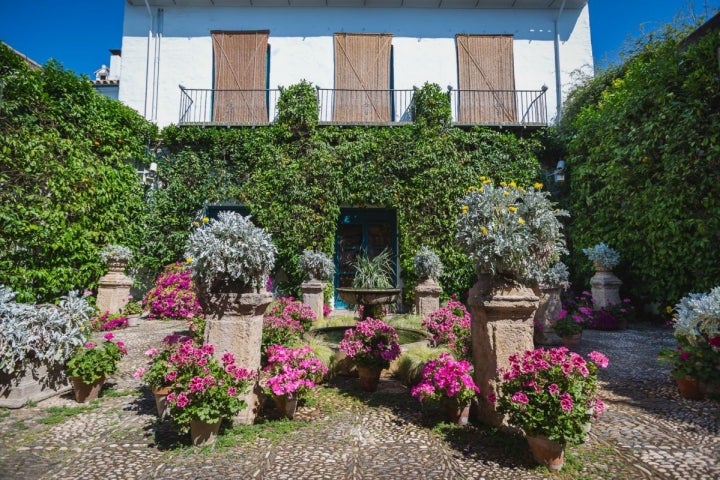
<box><xmin>0</xmin><ymin>319</ymin><xmax>718</xmax><ymax>480</ymax></box>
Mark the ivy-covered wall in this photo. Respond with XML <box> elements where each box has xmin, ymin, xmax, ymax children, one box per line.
<box><xmin>149</xmin><ymin>83</ymin><xmax>544</xmax><ymax>304</ymax></box>
<box><xmin>0</xmin><ymin>44</ymin><xmax>157</xmax><ymax>302</ymax></box>
<box><xmin>558</xmin><ymin>25</ymin><xmax>720</xmax><ymax>311</ymax></box>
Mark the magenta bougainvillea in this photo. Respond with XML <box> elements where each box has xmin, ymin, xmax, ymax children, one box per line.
<box><xmin>421</xmin><ymin>298</ymin><xmax>471</xmax><ymax>360</ymax></box>
<box><xmin>143</xmin><ymin>262</ymin><xmax>203</xmax><ymax>321</ymax></box>
<box><xmin>265</xmin><ymin>297</ymin><xmax>316</xmax><ymax>331</ymax></box>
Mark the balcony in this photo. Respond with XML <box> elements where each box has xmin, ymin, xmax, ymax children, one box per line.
<box><xmin>178</xmin><ymin>86</ymin><xmax>547</xmax><ymax>127</ymax></box>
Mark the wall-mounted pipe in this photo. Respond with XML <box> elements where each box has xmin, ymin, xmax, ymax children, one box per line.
<box><xmin>143</xmin><ymin>0</ymin><xmax>154</xmax><ymax>120</ymax></box>
<box><xmin>553</xmin><ymin>0</ymin><xmax>567</xmax><ymax>121</ymax></box>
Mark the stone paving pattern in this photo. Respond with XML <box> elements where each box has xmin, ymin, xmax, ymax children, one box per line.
<box><xmin>1</xmin><ymin>319</ymin><xmax>718</xmax><ymax>479</ymax></box>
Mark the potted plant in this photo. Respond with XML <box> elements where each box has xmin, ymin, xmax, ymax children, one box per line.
<box><xmin>410</xmin><ymin>352</ymin><xmax>480</xmax><ymax>425</ymax></box>
<box><xmin>336</xmin><ymin>249</ymin><xmax>400</xmax><ymax>319</ymax></box>
<box><xmin>532</xmin><ymin>261</ymin><xmax>570</xmax><ymax>345</ymax></box>
<box><xmin>99</xmin><ymin>244</ymin><xmax>133</xmax><ymax>270</ymax></box>
<box><xmin>65</xmin><ymin>332</ymin><xmax>128</xmax><ymax>403</ymax></box>
<box><xmin>122</xmin><ymin>296</ymin><xmax>143</xmax><ymax>326</ymax></box>
<box><xmin>552</xmin><ymin>307</ymin><xmax>588</xmax><ymax>349</ymax></box>
<box><xmin>338</xmin><ymin>317</ymin><xmax>401</xmax><ymax>392</ymax></box>
<box><xmin>299</xmin><ymin>249</ymin><xmax>334</xmax><ymax>320</ymax></box>
<box><xmin>660</xmin><ymin>287</ymin><xmax>720</xmax><ymax>399</ymax></box>
<box><xmin>421</xmin><ymin>298</ymin><xmax>472</xmax><ymax>361</ymax></box>
<box><xmin>495</xmin><ymin>347</ymin><xmax>609</xmax><ymax>471</ymax></box>
<box><xmin>413</xmin><ymin>246</ymin><xmax>444</xmax><ymax>317</ymax></box>
<box><xmin>163</xmin><ymin>339</ymin><xmax>256</xmax><ymax>445</ymax></box>
<box><xmin>0</xmin><ymin>287</ymin><xmax>93</xmax><ymax>408</ymax></box>
<box><xmin>582</xmin><ymin>242</ymin><xmax>620</xmax><ymax>271</ymax></box>
<box><xmin>299</xmin><ymin>250</ymin><xmax>334</xmax><ymax>282</ymax></box>
<box><xmin>185</xmin><ymin>211</ymin><xmax>276</xmax><ymax>293</ymax></box>
<box><xmin>133</xmin><ymin>333</ymin><xmax>193</xmax><ymax>417</ymax></box>
<box><xmin>261</xmin><ymin>344</ymin><xmax>328</xmax><ymax>419</ymax></box>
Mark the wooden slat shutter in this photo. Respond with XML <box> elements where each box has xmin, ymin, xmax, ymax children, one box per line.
<box><xmin>456</xmin><ymin>35</ymin><xmax>516</xmax><ymax>124</ymax></box>
<box><xmin>333</xmin><ymin>33</ymin><xmax>392</xmax><ymax>123</ymax></box>
<box><xmin>212</xmin><ymin>31</ymin><xmax>269</xmax><ymax>124</ymax></box>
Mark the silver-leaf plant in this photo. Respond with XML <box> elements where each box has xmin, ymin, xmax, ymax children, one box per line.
<box><xmin>0</xmin><ymin>286</ymin><xmax>93</xmax><ymax>375</ymax></box>
<box><xmin>535</xmin><ymin>261</ymin><xmax>570</xmax><ymax>290</ymax></box>
<box><xmin>185</xmin><ymin>211</ymin><xmax>277</xmax><ymax>291</ymax></box>
<box><xmin>300</xmin><ymin>250</ymin><xmax>334</xmax><ymax>281</ymax></box>
<box><xmin>582</xmin><ymin>243</ymin><xmax>620</xmax><ymax>269</ymax></box>
<box><xmin>99</xmin><ymin>244</ymin><xmax>133</xmax><ymax>263</ymax></box>
<box><xmin>413</xmin><ymin>246</ymin><xmax>444</xmax><ymax>281</ymax></box>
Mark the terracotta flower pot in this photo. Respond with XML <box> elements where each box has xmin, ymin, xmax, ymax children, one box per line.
<box><xmin>357</xmin><ymin>366</ymin><xmax>382</xmax><ymax>392</ymax></box>
<box><xmin>70</xmin><ymin>376</ymin><xmax>105</xmax><ymax>403</ymax></box>
<box><xmin>151</xmin><ymin>385</ymin><xmax>172</xmax><ymax>418</ymax></box>
<box><xmin>526</xmin><ymin>434</ymin><xmax>565</xmax><ymax>471</ymax></box>
<box><xmin>675</xmin><ymin>377</ymin><xmax>704</xmax><ymax>400</ymax></box>
<box><xmin>443</xmin><ymin>397</ymin><xmax>471</xmax><ymax>426</ymax></box>
<box><xmin>273</xmin><ymin>394</ymin><xmax>299</xmax><ymax>419</ymax></box>
<box><xmin>561</xmin><ymin>333</ymin><xmax>582</xmax><ymax>350</ymax></box>
<box><xmin>190</xmin><ymin>418</ymin><xmax>221</xmax><ymax>446</ymax></box>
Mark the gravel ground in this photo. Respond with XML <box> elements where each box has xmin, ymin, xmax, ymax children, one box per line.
<box><xmin>0</xmin><ymin>319</ymin><xmax>718</xmax><ymax>480</ymax></box>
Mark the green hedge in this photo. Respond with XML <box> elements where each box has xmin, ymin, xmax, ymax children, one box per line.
<box><xmin>0</xmin><ymin>44</ymin><xmax>157</xmax><ymax>302</ymax></box>
<box><xmin>558</xmin><ymin>25</ymin><xmax>720</xmax><ymax>311</ymax></box>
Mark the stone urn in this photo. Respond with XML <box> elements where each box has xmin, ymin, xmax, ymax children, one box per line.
<box><xmin>414</xmin><ymin>278</ymin><xmax>442</xmax><ymax>318</ymax></box>
<box><xmin>200</xmin><ymin>280</ymin><xmax>273</xmax><ymax>425</ymax></box>
<box><xmin>532</xmin><ymin>285</ymin><xmax>563</xmax><ymax>346</ymax></box>
<box><xmin>96</xmin><ymin>259</ymin><xmax>132</xmax><ymax>315</ymax></box>
<box><xmin>468</xmin><ymin>274</ymin><xmax>539</xmax><ymax>426</ymax></box>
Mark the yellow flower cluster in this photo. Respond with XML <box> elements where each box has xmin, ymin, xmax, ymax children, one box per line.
<box><xmin>508</xmin><ymin>206</ymin><xmax>518</xmax><ymax>213</ymax></box>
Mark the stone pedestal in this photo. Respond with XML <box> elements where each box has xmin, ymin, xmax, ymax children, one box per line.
<box><xmin>301</xmin><ymin>279</ymin><xmax>325</xmax><ymax>321</ymax></box>
<box><xmin>590</xmin><ymin>269</ymin><xmax>622</xmax><ymax>309</ymax></box>
<box><xmin>468</xmin><ymin>275</ymin><xmax>539</xmax><ymax>426</ymax></box>
<box><xmin>96</xmin><ymin>261</ymin><xmax>133</xmax><ymax>314</ymax></box>
<box><xmin>532</xmin><ymin>286</ymin><xmax>563</xmax><ymax>346</ymax></box>
<box><xmin>414</xmin><ymin>279</ymin><xmax>442</xmax><ymax>318</ymax></box>
<box><xmin>202</xmin><ymin>287</ymin><xmax>273</xmax><ymax>425</ymax></box>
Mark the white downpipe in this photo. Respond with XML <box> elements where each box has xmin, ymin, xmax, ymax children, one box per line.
<box><xmin>554</xmin><ymin>0</ymin><xmax>567</xmax><ymax>121</ymax></box>
<box><xmin>152</xmin><ymin>9</ymin><xmax>163</xmax><ymax>123</ymax></box>
<box><xmin>143</xmin><ymin>0</ymin><xmax>154</xmax><ymax>120</ymax></box>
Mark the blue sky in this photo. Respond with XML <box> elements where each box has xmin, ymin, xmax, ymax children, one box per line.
<box><xmin>0</xmin><ymin>1</ymin><xmax>718</xmax><ymax>78</ymax></box>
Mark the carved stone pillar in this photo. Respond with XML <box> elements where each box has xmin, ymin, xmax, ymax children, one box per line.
<box><xmin>414</xmin><ymin>278</ymin><xmax>442</xmax><ymax>318</ymax></box>
<box><xmin>96</xmin><ymin>260</ymin><xmax>132</xmax><ymax>314</ymax></box>
<box><xmin>202</xmin><ymin>284</ymin><xmax>273</xmax><ymax>425</ymax></box>
<box><xmin>301</xmin><ymin>279</ymin><xmax>325</xmax><ymax>321</ymax></box>
<box><xmin>468</xmin><ymin>274</ymin><xmax>539</xmax><ymax>426</ymax></box>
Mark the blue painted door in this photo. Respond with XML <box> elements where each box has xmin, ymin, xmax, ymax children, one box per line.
<box><xmin>334</xmin><ymin>208</ymin><xmax>398</xmax><ymax>308</ymax></box>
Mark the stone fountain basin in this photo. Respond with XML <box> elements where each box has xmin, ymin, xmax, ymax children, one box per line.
<box><xmin>335</xmin><ymin>288</ymin><xmax>401</xmax><ymax>306</ymax></box>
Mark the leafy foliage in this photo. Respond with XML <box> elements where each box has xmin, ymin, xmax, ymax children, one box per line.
<box><xmin>0</xmin><ymin>44</ymin><xmax>157</xmax><ymax>302</ymax></box>
<box><xmin>557</xmin><ymin>25</ymin><xmax>720</xmax><ymax>308</ymax></box>
<box><xmin>413</xmin><ymin>246</ymin><xmax>444</xmax><ymax>281</ymax></box>
<box><xmin>140</xmin><ymin>83</ymin><xmax>542</xmax><ymax>304</ymax></box>
<box><xmin>411</xmin><ymin>82</ymin><xmax>452</xmax><ymax>129</ymax></box>
<box><xmin>185</xmin><ymin>211</ymin><xmax>277</xmax><ymax>290</ymax></box>
<box><xmin>0</xmin><ymin>287</ymin><xmax>93</xmax><ymax>374</ymax></box>
<box><xmin>351</xmin><ymin>249</ymin><xmax>394</xmax><ymax>289</ymax></box>
<box><xmin>65</xmin><ymin>333</ymin><xmax>127</xmax><ymax>383</ymax></box>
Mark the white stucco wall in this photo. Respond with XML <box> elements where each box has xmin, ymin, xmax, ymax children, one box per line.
<box><xmin>119</xmin><ymin>6</ymin><xmax>593</xmax><ymax>127</ymax></box>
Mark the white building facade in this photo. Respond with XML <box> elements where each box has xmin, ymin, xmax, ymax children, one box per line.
<box><xmin>119</xmin><ymin>0</ymin><xmax>593</xmax><ymax>128</ymax></box>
